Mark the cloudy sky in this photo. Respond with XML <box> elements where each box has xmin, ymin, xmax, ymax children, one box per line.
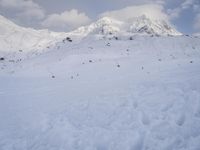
<box><xmin>0</xmin><ymin>0</ymin><xmax>199</xmax><ymax>33</ymax></box>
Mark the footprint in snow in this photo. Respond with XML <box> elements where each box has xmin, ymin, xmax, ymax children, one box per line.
<box><xmin>194</xmin><ymin>102</ymin><xmax>200</xmax><ymax>118</ymax></box>
<box><xmin>175</xmin><ymin>113</ymin><xmax>185</xmax><ymax>126</ymax></box>
<box><xmin>133</xmin><ymin>101</ymin><xmax>138</xmax><ymax>109</ymax></box>
<box><xmin>161</xmin><ymin>102</ymin><xmax>173</xmax><ymax>112</ymax></box>
<box><xmin>141</xmin><ymin>112</ymin><xmax>150</xmax><ymax>126</ymax></box>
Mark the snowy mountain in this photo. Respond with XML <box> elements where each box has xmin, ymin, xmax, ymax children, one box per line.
<box><xmin>193</xmin><ymin>33</ymin><xmax>200</xmax><ymax>37</ymax></box>
<box><xmin>0</xmin><ymin>15</ymin><xmax>67</xmax><ymax>52</ymax></box>
<box><xmin>128</xmin><ymin>15</ymin><xmax>181</xmax><ymax>36</ymax></box>
<box><xmin>0</xmin><ymin>14</ymin><xmax>181</xmax><ymax>54</ymax></box>
<box><xmin>71</xmin><ymin>17</ymin><xmax>123</xmax><ymax>36</ymax></box>
<box><xmin>72</xmin><ymin>15</ymin><xmax>181</xmax><ymax>37</ymax></box>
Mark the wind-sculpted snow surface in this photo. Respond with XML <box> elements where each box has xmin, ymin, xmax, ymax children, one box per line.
<box><xmin>0</xmin><ymin>35</ymin><xmax>200</xmax><ymax>150</ymax></box>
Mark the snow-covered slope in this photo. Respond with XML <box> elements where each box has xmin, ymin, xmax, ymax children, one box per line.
<box><xmin>0</xmin><ymin>35</ymin><xmax>200</xmax><ymax>150</ymax></box>
<box><xmin>0</xmin><ymin>15</ymin><xmax>67</xmax><ymax>52</ymax></box>
<box><xmin>128</xmin><ymin>15</ymin><xmax>180</xmax><ymax>35</ymax></box>
<box><xmin>72</xmin><ymin>15</ymin><xmax>181</xmax><ymax>37</ymax></box>
<box><xmin>0</xmin><ymin>14</ymin><xmax>181</xmax><ymax>54</ymax></box>
<box><xmin>0</xmin><ymin>14</ymin><xmax>200</xmax><ymax>150</ymax></box>
<box><xmin>72</xmin><ymin>17</ymin><xmax>123</xmax><ymax>36</ymax></box>
<box><xmin>193</xmin><ymin>33</ymin><xmax>200</xmax><ymax>37</ymax></box>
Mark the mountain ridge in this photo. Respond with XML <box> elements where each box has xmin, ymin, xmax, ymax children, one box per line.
<box><xmin>71</xmin><ymin>15</ymin><xmax>182</xmax><ymax>37</ymax></box>
<box><xmin>0</xmin><ymin>15</ymin><xmax>67</xmax><ymax>52</ymax></box>
<box><xmin>0</xmin><ymin>14</ymin><xmax>182</xmax><ymax>53</ymax></box>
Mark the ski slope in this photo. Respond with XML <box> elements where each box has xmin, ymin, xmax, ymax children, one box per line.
<box><xmin>1</xmin><ymin>35</ymin><xmax>200</xmax><ymax>150</ymax></box>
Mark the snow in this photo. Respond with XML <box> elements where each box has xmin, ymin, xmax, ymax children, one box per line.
<box><xmin>0</xmin><ymin>16</ymin><xmax>200</xmax><ymax>150</ymax></box>
<box><xmin>0</xmin><ymin>14</ymin><xmax>181</xmax><ymax>54</ymax></box>
<box><xmin>0</xmin><ymin>15</ymin><xmax>68</xmax><ymax>53</ymax></box>
<box><xmin>71</xmin><ymin>15</ymin><xmax>181</xmax><ymax>38</ymax></box>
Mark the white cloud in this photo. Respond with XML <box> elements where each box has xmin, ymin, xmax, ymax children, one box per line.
<box><xmin>100</xmin><ymin>4</ymin><xmax>169</xmax><ymax>22</ymax></box>
<box><xmin>167</xmin><ymin>0</ymin><xmax>198</xmax><ymax>20</ymax></box>
<box><xmin>181</xmin><ymin>0</ymin><xmax>195</xmax><ymax>9</ymax></box>
<box><xmin>194</xmin><ymin>14</ymin><xmax>200</xmax><ymax>31</ymax></box>
<box><xmin>167</xmin><ymin>8</ymin><xmax>181</xmax><ymax>19</ymax></box>
<box><xmin>41</xmin><ymin>9</ymin><xmax>91</xmax><ymax>31</ymax></box>
<box><xmin>16</xmin><ymin>8</ymin><xmax>45</xmax><ymax>20</ymax></box>
<box><xmin>193</xmin><ymin>4</ymin><xmax>200</xmax><ymax>12</ymax></box>
<box><xmin>0</xmin><ymin>0</ymin><xmax>45</xmax><ymax>20</ymax></box>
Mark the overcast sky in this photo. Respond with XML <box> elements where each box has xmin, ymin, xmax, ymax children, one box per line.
<box><xmin>0</xmin><ymin>0</ymin><xmax>199</xmax><ymax>34</ymax></box>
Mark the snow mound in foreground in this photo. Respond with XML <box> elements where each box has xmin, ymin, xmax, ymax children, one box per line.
<box><xmin>0</xmin><ymin>36</ymin><xmax>200</xmax><ymax>150</ymax></box>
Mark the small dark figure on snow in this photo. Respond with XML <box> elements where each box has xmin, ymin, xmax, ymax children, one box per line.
<box><xmin>0</xmin><ymin>57</ymin><xmax>5</xmax><ymax>61</ymax></box>
<box><xmin>66</xmin><ymin>37</ymin><xmax>72</xmax><ymax>42</ymax></box>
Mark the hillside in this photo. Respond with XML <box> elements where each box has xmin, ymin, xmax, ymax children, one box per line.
<box><xmin>0</xmin><ymin>15</ymin><xmax>67</xmax><ymax>52</ymax></box>
<box><xmin>0</xmin><ymin>14</ymin><xmax>181</xmax><ymax>53</ymax></box>
<box><xmin>0</xmin><ymin>15</ymin><xmax>200</xmax><ymax>150</ymax></box>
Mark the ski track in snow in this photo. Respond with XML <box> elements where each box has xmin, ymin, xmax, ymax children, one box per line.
<box><xmin>0</xmin><ymin>36</ymin><xmax>200</xmax><ymax>150</ymax></box>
